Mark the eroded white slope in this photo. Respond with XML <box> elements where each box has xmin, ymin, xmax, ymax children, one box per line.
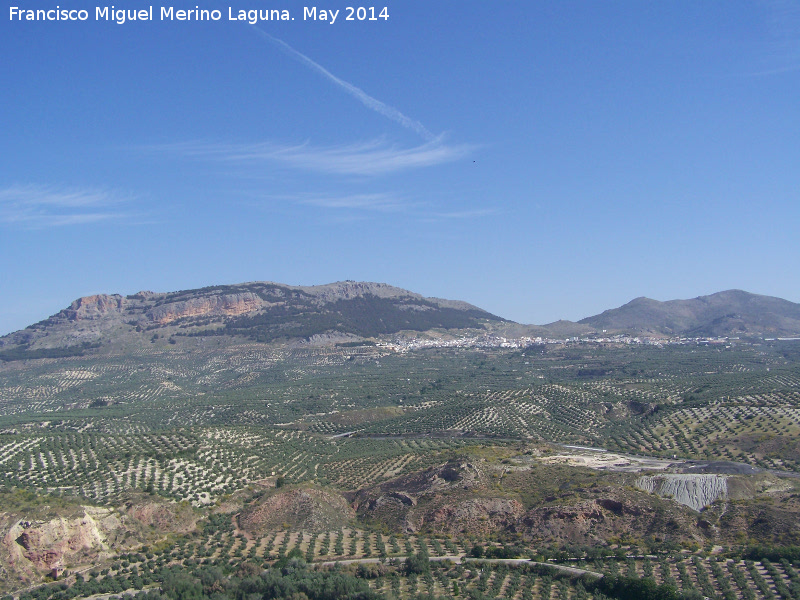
<box><xmin>636</xmin><ymin>474</ymin><xmax>727</xmax><ymax>511</ymax></box>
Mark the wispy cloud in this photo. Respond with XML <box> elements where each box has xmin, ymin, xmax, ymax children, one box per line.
<box><xmin>299</xmin><ymin>193</ymin><xmax>409</xmax><ymax>212</ymax></box>
<box><xmin>159</xmin><ymin>136</ymin><xmax>475</xmax><ymax>177</ymax></box>
<box><xmin>432</xmin><ymin>208</ymin><xmax>500</xmax><ymax>219</ymax></box>
<box><xmin>149</xmin><ymin>34</ymin><xmax>474</xmax><ymax>177</ymax></box>
<box><xmin>0</xmin><ymin>184</ymin><xmax>134</xmax><ymax>228</ymax></box>
<box><xmin>254</xmin><ymin>31</ymin><xmax>435</xmax><ymax>141</ymax></box>
<box><xmin>254</xmin><ymin>192</ymin><xmax>496</xmax><ymax>223</ymax></box>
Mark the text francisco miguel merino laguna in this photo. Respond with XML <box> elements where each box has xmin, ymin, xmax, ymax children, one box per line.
<box><xmin>10</xmin><ymin>6</ymin><xmax>389</xmax><ymax>24</ymax></box>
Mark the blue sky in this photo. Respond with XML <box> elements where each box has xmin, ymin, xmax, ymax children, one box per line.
<box><xmin>2</xmin><ymin>1</ymin><xmax>799</xmax><ymax>335</ymax></box>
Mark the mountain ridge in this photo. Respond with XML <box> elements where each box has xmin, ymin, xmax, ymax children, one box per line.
<box><xmin>2</xmin><ymin>284</ymin><xmax>799</xmax><ymax>357</ymax></box>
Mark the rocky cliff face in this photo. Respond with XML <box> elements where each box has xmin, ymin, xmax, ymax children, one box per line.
<box><xmin>147</xmin><ymin>292</ymin><xmax>263</xmax><ymax>325</ymax></box>
<box><xmin>60</xmin><ymin>295</ymin><xmax>126</xmax><ymax>321</ymax></box>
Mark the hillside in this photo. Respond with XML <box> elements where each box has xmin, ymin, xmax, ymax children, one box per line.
<box><xmin>578</xmin><ymin>289</ymin><xmax>800</xmax><ymax>337</ymax></box>
<box><xmin>0</xmin><ymin>281</ymin><xmax>504</xmax><ymax>358</ymax></box>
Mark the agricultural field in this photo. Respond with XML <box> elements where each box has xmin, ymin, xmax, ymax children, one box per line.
<box><xmin>1</xmin><ymin>340</ymin><xmax>799</xmax><ymax>505</ymax></box>
<box><xmin>2</xmin><ymin>338</ymin><xmax>800</xmax><ymax>599</ymax></box>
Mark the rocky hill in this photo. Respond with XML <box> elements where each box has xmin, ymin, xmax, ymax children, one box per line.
<box><xmin>0</xmin><ymin>281</ymin><xmax>504</xmax><ymax>356</ymax></box>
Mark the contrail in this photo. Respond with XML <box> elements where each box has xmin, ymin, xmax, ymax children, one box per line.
<box><xmin>253</xmin><ymin>29</ymin><xmax>435</xmax><ymax>141</ymax></box>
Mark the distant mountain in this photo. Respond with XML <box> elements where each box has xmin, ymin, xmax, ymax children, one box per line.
<box><xmin>3</xmin><ymin>284</ymin><xmax>798</xmax><ymax>360</ymax></box>
<box><xmin>578</xmin><ymin>290</ymin><xmax>800</xmax><ymax>337</ymax></box>
<box><xmin>0</xmin><ymin>281</ymin><xmax>505</xmax><ymax>357</ymax></box>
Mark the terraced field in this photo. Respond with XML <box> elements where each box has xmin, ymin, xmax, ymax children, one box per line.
<box><xmin>2</xmin><ymin>341</ymin><xmax>800</xmax><ymax>507</ymax></box>
<box><xmin>0</xmin><ymin>425</ymin><xmax>476</xmax><ymax>504</ymax></box>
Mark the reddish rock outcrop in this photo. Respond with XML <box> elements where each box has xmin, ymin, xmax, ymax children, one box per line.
<box><xmin>3</xmin><ymin>507</ymin><xmax>122</xmax><ymax>573</ymax></box>
<box><xmin>62</xmin><ymin>295</ymin><xmax>126</xmax><ymax>321</ymax></box>
<box><xmin>147</xmin><ymin>293</ymin><xmax>263</xmax><ymax>325</ymax></box>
